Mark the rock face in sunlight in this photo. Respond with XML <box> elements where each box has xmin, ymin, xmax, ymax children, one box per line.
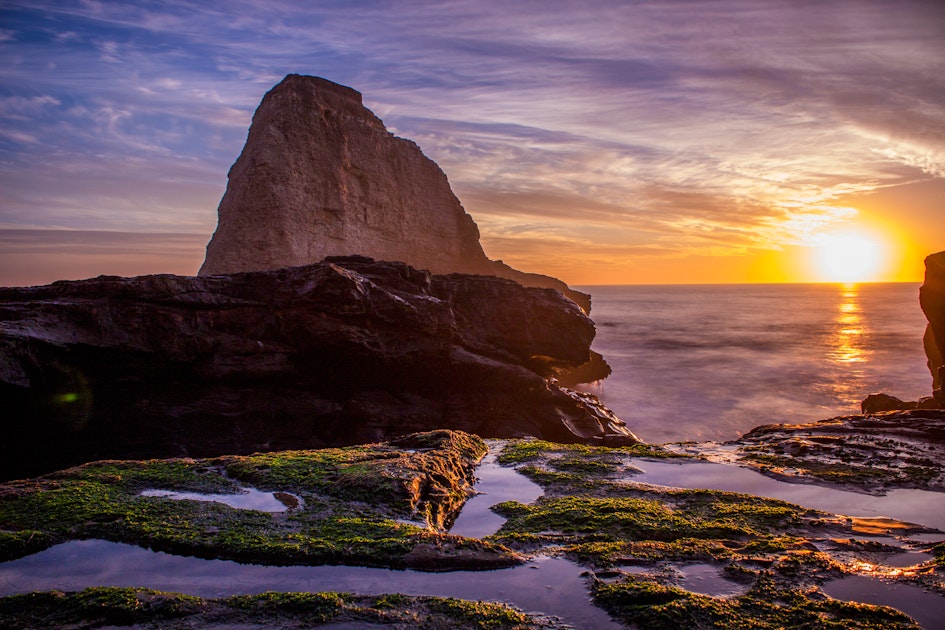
<box><xmin>198</xmin><ymin>74</ymin><xmax>591</xmax><ymax>313</ymax></box>
<box><xmin>920</xmin><ymin>250</ymin><xmax>945</xmax><ymax>404</ymax></box>
<box><xmin>0</xmin><ymin>257</ymin><xmax>637</xmax><ymax>480</ymax></box>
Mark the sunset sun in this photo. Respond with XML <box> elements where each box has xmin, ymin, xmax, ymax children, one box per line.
<box><xmin>814</xmin><ymin>232</ymin><xmax>885</xmax><ymax>283</ymax></box>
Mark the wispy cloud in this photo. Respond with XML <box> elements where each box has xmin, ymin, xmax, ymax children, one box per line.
<box><xmin>1</xmin><ymin>0</ymin><xmax>943</xmax><ymax>284</ymax></box>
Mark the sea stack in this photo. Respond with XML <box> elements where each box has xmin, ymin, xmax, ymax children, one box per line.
<box><xmin>920</xmin><ymin>250</ymin><xmax>945</xmax><ymax>404</ymax></box>
<box><xmin>200</xmin><ymin>74</ymin><xmax>590</xmax><ymax>312</ymax></box>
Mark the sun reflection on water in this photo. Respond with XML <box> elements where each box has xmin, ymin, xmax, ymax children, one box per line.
<box><xmin>831</xmin><ymin>283</ymin><xmax>868</xmax><ymax>365</ymax></box>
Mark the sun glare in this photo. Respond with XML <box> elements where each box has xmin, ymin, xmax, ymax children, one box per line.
<box><xmin>814</xmin><ymin>232</ymin><xmax>884</xmax><ymax>283</ymax></box>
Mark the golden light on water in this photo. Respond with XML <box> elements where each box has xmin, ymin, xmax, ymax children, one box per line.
<box><xmin>831</xmin><ymin>285</ymin><xmax>866</xmax><ymax>365</ymax></box>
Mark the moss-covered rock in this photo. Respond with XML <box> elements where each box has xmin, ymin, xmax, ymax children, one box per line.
<box><xmin>488</xmin><ymin>439</ymin><xmax>933</xmax><ymax>629</ymax></box>
<box><xmin>593</xmin><ymin>575</ymin><xmax>919</xmax><ymax>629</ymax></box>
<box><xmin>0</xmin><ymin>430</ymin><xmax>515</xmax><ymax>570</ymax></box>
<box><xmin>0</xmin><ymin>587</ymin><xmax>560</xmax><ymax>629</ymax></box>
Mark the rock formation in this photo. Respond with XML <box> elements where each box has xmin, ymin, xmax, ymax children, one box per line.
<box><xmin>0</xmin><ymin>257</ymin><xmax>637</xmax><ymax>481</ymax></box>
<box><xmin>861</xmin><ymin>249</ymin><xmax>945</xmax><ymax>411</ymax></box>
<box><xmin>920</xmin><ymin>250</ymin><xmax>945</xmax><ymax>404</ymax></box>
<box><xmin>199</xmin><ymin>74</ymin><xmax>591</xmax><ymax>313</ymax></box>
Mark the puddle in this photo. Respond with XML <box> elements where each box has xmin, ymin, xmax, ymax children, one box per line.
<box><xmin>0</xmin><ymin>539</ymin><xmax>620</xmax><ymax>629</ymax></box>
<box><xmin>617</xmin><ymin>563</ymin><xmax>749</xmax><ymax>598</ymax></box>
<box><xmin>140</xmin><ymin>488</ymin><xmax>298</xmax><ymax>512</ymax></box>
<box><xmin>676</xmin><ymin>563</ymin><xmax>748</xmax><ymax>597</ymax></box>
<box><xmin>449</xmin><ymin>449</ymin><xmax>543</xmax><ymax>539</ymax></box>
<box><xmin>870</xmin><ymin>550</ymin><xmax>934</xmax><ymax>568</ymax></box>
<box><xmin>631</xmin><ymin>459</ymin><xmax>945</xmax><ymax>532</ymax></box>
<box><xmin>823</xmin><ymin>575</ymin><xmax>945</xmax><ymax>630</ymax></box>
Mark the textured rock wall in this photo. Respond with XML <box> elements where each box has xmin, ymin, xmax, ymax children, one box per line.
<box><xmin>0</xmin><ymin>257</ymin><xmax>635</xmax><ymax>480</ymax></box>
<box><xmin>199</xmin><ymin>75</ymin><xmax>590</xmax><ymax>313</ymax></box>
<box><xmin>920</xmin><ymin>250</ymin><xmax>945</xmax><ymax>403</ymax></box>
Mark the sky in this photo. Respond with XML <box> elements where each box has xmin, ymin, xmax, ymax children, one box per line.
<box><xmin>1</xmin><ymin>0</ymin><xmax>943</xmax><ymax>287</ymax></box>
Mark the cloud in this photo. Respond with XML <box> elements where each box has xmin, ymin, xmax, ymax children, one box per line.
<box><xmin>0</xmin><ymin>0</ymin><xmax>943</xmax><ymax>284</ymax></box>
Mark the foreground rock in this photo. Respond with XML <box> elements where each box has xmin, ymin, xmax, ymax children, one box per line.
<box><xmin>0</xmin><ymin>430</ymin><xmax>519</xmax><ymax>570</ymax></box>
<box><xmin>711</xmin><ymin>410</ymin><xmax>945</xmax><ymax>494</ymax></box>
<box><xmin>0</xmin><ymin>256</ymin><xmax>637</xmax><ymax>480</ymax></box>
<box><xmin>0</xmin><ymin>588</ymin><xmax>562</xmax><ymax>629</ymax></box>
<box><xmin>491</xmin><ymin>440</ymin><xmax>936</xmax><ymax>629</ymax></box>
<box><xmin>199</xmin><ymin>74</ymin><xmax>591</xmax><ymax>313</ymax></box>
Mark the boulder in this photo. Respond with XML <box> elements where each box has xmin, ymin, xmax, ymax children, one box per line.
<box><xmin>0</xmin><ymin>256</ymin><xmax>637</xmax><ymax>481</ymax></box>
<box><xmin>920</xmin><ymin>250</ymin><xmax>945</xmax><ymax>403</ymax></box>
<box><xmin>861</xmin><ymin>393</ymin><xmax>916</xmax><ymax>414</ymax></box>
<box><xmin>199</xmin><ymin>74</ymin><xmax>591</xmax><ymax>314</ymax></box>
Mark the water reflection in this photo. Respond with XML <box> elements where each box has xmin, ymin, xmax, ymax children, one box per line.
<box><xmin>831</xmin><ymin>283</ymin><xmax>868</xmax><ymax>365</ymax></box>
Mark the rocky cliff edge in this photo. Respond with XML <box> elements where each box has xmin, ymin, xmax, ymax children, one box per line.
<box><xmin>0</xmin><ymin>256</ymin><xmax>636</xmax><ymax>480</ymax></box>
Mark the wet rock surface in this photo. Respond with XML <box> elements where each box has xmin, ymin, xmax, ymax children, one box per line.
<box><xmin>490</xmin><ymin>440</ymin><xmax>941</xmax><ymax>629</ymax></box>
<box><xmin>0</xmin><ymin>430</ymin><xmax>519</xmax><ymax>570</ymax></box>
<box><xmin>0</xmin><ymin>587</ymin><xmax>565</xmax><ymax>629</ymax></box>
<box><xmin>0</xmin><ymin>256</ymin><xmax>635</xmax><ymax>480</ymax></box>
<box><xmin>718</xmin><ymin>410</ymin><xmax>945</xmax><ymax>494</ymax></box>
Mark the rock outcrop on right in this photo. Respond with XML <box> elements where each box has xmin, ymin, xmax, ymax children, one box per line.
<box><xmin>199</xmin><ymin>74</ymin><xmax>591</xmax><ymax>313</ymax></box>
<box><xmin>861</xmin><ymin>249</ymin><xmax>945</xmax><ymax>412</ymax></box>
<box><xmin>920</xmin><ymin>250</ymin><xmax>945</xmax><ymax>404</ymax></box>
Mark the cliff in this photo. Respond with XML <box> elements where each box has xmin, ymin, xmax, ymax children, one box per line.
<box><xmin>920</xmin><ymin>250</ymin><xmax>945</xmax><ymax>404</ymax></box>
<box><xmin>0</xmin><ymin>257</ymin><xmax>636</xmax><ymax>480</ymax></box>
<box><xmin>198</xmin><ymin>74</ymin><xmax>590</xmax><ymax>313</ymax></box>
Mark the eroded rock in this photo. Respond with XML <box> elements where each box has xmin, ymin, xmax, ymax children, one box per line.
<box><xmin>920</xmin><ymin>250</ymin><xmax>945</xmax><ymax>403</ymax></box>
<box><xmin>722</xmin><ymin>410</ymin><xmax>945</xmax><ymax>494</ymax></box>
<box><xmin>199</xmin><ymin>74</ymin><xmax>591</xmax><ymax>313</ymax></box>
<box><xmin>0</xmin><ymin>256</ymin><xmax>636</xmax><ymax>480</ymax></box>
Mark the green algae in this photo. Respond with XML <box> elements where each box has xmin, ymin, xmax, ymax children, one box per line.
<box><xmin>593</xmin><ymin>575</ymin><xmax>919</xmax><ymax>629</ymax></box>
<box><xmin>0</xmin><ymin>431</ymin><xmax>516</xmax><ymax>569</ymax></box>
<box><xmin>0</xmin><ymin>587</ymin><xmax>556</xmax><ymax>629</ymax></box>
<box><xmin>487</xmin><ymin>438</ymin><xmax>930</xmax><ymax>629</ymax></box>
<box><xmin>497</xmin><ymin>438</ymin><xmax>681</xmax><ymax>465</ymax></box>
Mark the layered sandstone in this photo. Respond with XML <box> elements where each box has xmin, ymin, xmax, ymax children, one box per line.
<box><xmin>920</xmin><ymin>250</ymin><xmax>945</xmax><ymax>403</ymax></box>
<box><xmin>0</xmin><ymin>257</ymin><xmax>636</xmax><ymax>480</ymax></box>
<box><xmin>199</xmin><ymin>74</ymin><xmax>590</xmax><ymax>312</ymax></box>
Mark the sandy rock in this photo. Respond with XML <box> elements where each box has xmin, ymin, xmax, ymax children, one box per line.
<box><xmin>199</xmin><ymin>74</ymin><xmax>591</xmax><ymax>313</ymax></box>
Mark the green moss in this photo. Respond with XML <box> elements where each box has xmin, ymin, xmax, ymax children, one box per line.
<box><xmin>0</xmin><ymin>529</ymin><xmax>54</xmax><ymax>561</ymax></box>
<box><xmin>933</xmin><ymin>542</ymin><xmax>945</xmax><ymax>568</ymax></box>
<box><xmin>568</xmin><ymin>538</ymin><xmax>739</xmax><ymax>566</ymax></box>
<box><xmin>425</xmin><ymin>597</ymin><xmax>530</xmax><ymax>628</ymax></box>
<box><xmin>0</xmin><ymin>431</ymin><xmax>515</xmax><ymax>570</ymax></box>
<box><xmin>0</xmin><ymin>588</ymin><xmax>553</xmax><ymax>629</ymax></box>
<box><xmin>593</xmin><ymin>576</ymin><xmax>919</xmax><ymax>629</ymax></box>
<box><xmin>497</xmin><ymin>439</ymin><xmax>681</xmax><ymax>465</ymax></box>
<box><xmin>492</xmin><ymin>488</ymin><xmax>804</xmax><ymax>553</ymax></box>
<box><xmin>0</xmin><ymin>587</ymin><xmax>205</xmax><ymax>628</ymax></box>
<box><xmin>225</xmin><ymin>591</ymin><xmax>347</xmax><ymax>621</ymax></box>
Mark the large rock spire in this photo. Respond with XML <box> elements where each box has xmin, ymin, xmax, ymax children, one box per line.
<box><xmin>200</xmin><ymin>74</ymin><xmax>590</xmax><ymax>311</ymax></box>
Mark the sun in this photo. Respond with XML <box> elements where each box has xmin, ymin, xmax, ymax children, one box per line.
<box><xmin>813</xmin><ymin>232</ymin><xmax>885</xmax><ymax>283</ymax></box>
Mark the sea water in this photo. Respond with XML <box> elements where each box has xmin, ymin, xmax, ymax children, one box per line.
<box><xmin>576</xmin><ymin>283</ymin><xmax>930</xmax><ymax>443</ymax></box>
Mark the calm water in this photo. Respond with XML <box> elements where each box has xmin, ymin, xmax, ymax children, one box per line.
<box><xmin>577</xmin><ymin>283</ymin><xmax>930</xmax><ymax>443</ymax></box>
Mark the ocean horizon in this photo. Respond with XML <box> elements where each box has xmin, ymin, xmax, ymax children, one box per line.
<box><xmin>576</xmin><ymin>281</ymin><xmax>929</xmax><ymax>443</ymax></box>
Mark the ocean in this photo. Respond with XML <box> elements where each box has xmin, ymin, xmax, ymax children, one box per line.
<box><xmin>576</xmin><ymin>283</ymin><xmax>931</xmax><ymax>444</ymax></box>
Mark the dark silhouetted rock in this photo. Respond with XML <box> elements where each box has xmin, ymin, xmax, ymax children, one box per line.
<box><xmin>0</xmin><ymin>256</ymin><xmax>637</xmax><ymax>480</ymax></box>
<box><xmin>199</xmin><ymin>74</ymin><xmax>591</xmax><ymax>314</ymax></box>
<box><xmin>920</xmin><ymin>250</ymin><xmax>945</xmax><ymax>404</ymax></box>
<box><xmin>861</xmin><ymin>393</ymin><xmax>916</xmax><ymax>414</ymax></box>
